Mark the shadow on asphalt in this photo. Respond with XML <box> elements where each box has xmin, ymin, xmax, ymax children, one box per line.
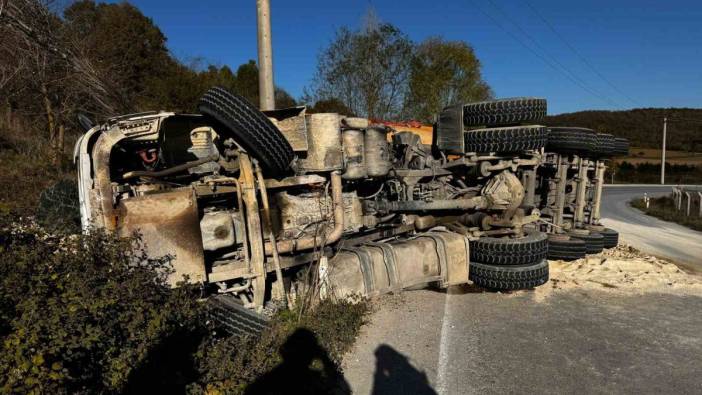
<box><xmin>244</xmin><ymin>333</ymin><xmax>438</xmax><ymax>395</ymax></box>
<box><xmin>371</xmin><ymin>344</ymin><xmax>437</xmax><ymax>395</ymax></box>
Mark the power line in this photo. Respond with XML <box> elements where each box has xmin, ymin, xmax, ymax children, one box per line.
<box><xmin>480</xmin><ymin>0</ymin><xmax>625</xmax><ymax>109</ymax></box>
<box><xmin>523</xmin><ymin>0</ymin><xmax>641</xmax><ymax>107</ymax></box>
<box><xmin>468</xmin><ymin>0</ymin><xmax>606</xmax><ymax>106</ymax></box>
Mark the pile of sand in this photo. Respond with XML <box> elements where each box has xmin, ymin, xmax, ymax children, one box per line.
<box><xmin>535</xmin><ymin>244</ymin><xmax>702</xmax><ymax>298</ymax></box>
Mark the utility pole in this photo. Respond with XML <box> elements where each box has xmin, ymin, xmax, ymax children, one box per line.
<box><xmin>661</xmin><ymin>117</ymin><xmax>667</xmax><ymax>185</ymax></box>
<box><xmin>256</xmin><ymin>0</ymin><xmax>275</xmax><ymax>111</ymax></box>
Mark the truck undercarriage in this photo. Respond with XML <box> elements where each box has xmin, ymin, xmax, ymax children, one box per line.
<box><xmin>75</xmin><ymin>88</ymin><xmax>628</xmax><ymax>314</ymax></box>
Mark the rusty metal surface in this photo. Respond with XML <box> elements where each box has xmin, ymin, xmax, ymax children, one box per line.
<box><xmin>255</xmin><ymin>165</ymin><xmax>288</xmax><ymax>305</ymax></box>
<box><xmin>264</xmin><ymin>172</ymin><xmax>344</xmax><ymax>255</ymax></box>
<box><xmin>590</xmin><ymin>161</ymin><xmax>606</xmax><ymax>223</ymax></box>
<box><xmin>116</xmin><ymin>187</ymin><xmax>206</xmax><ymax>285</ymax></box>
<box><xmin>264</xmin><ymin>174</ymin><xmax>326</xmax><ymax>189</ymax></box>
<box><xmin>341</xmin><ymin>129</ymin><xmax>367</xmax><ymax>180</ymax></box>
<box><xmin>364</xmin><ymin>126</ymin><xmax>391</xmax><ymax>177</ymax></box>
<box><xmin>274</xmin><ymin>191</ymin><xmax>329</xmax><ymax>239</ymax></box>
<box><xmin>264</xmin><ymin>106</ymin><xmax>308</xmax><ymax>151</ymax></box>
<box><xmin>482</xmin><ymin>170</ymin><xmax>525</xmax><ymax>211</ymax></box>
<box><xmin>301</xmin><ymin>113</ymin><xmax>343</xmax><ymax>171</ymax></box>
<box><xmin>574</xmin><ymin>157</ymin><xmax>590</xmax><ymax>225</ymax></box>
<box><xmin>238</xmin><ymin>154</ymin><xmax>267</xmax><ymax>308</ymax></box>
<box><xmin>416</xmin><ymin>231</ymin><xmax>469</xmax><ymax>287</ymax></box>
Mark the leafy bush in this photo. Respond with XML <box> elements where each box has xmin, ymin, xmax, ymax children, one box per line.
<box><xmin>0</xmin><ymin>217</ymin><xmax>204</xmax><ymax>393</ymax></box>
<box><xmin>607</xmin><ymin>161</ymin><xmax>702</xmax><ymax>184</ymax></box>
<box><xmin>0</xmin><ymin>215</ymin><xmax>368</xmax><ymax>394</ymax></box>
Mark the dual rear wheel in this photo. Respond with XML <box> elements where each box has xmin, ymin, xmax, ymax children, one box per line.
<box><xmin>469</xmin><ymin>231</ymin><xmax>550</xmax><ymax>291</ymax></box>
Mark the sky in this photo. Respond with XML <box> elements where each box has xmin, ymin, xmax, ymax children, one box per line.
<box><xmin>116</xmin><ymin>0</ymin><xmax>702</xmax><ymax>115</ymax></box>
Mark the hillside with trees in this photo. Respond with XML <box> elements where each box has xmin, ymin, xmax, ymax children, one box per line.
<box><xmin>545</xmin><ymin>108</ymin><xmax>702</xmax><ymax>151</ymax></box>
<box><xmin>0</xmin><ymin>0</ymin><xmax>296</xmax><ymax>214</ymax></box>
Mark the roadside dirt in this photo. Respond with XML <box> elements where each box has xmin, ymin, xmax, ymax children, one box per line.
<box><xmin>615</xmin><ymin>147</ymin><xmax>702</xmax><ymax>165</ymax></box>
<box><xmin>532</xmin><ymin>243</ymin><xmax>702</xmax><ymax>302</ymax></box>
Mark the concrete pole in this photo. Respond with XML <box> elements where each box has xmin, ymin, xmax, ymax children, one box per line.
<box><xmin>256</xmin><ymin>0</ymin><xmax>275</xmax><ymax>111</ymax></box>
<box><xmin>698</xmin><ymin>192</ymin><xmax>702</xmax><ymax>217</ymax></box>
<box><xmin>685</xmin><ymin>191</ymin><xmax>691</xmax><ymax>216</ymax></box>
<box><xmin>661</xmin><ymin>117</ymin><xmax>667</xmax><ymax>185</ymax></box>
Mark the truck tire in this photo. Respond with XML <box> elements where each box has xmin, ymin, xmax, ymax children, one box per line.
<box><xmin>567</xmin><ymin>231</ymin><xmax>604</xmax><ymax>254</ymax></box>
<box><xmin>469</xmin><ymin>260</ymin><xmax>549</xmax><ymax>291</ymax></box>
<box><xmin>613</xmin><ymin>137</ymin><xmax>629</xmax><ymax>157</ymax></box>
<box><xmin>208</xmin><ymin>295</ymin><xmax>270</xmax><ymax>337</ymax></box>
<box><xmin>547</xmin><ymin>236</ymin><xmax>586</xmax><ymax>261</ymax></box>
<box><xmin>599</xmin><ymin>228</ymin><xmax>619</xmax><ymax>248</ymax></box>
<box><xmin>594</xmin><ymin>133</ymin><xmax>616</xmax><ymax>158</ymax></box>
<box><xmin>545</xmin><ymin>127</ymin><xmax>597</xmax><ymax>155</ymax></box>
<box><xmin>198</xmin><ymin>86</ymin><xmax>294</xmax><ymax>176</ymax></box>
<box><xmin>463</xmin><ymin>97</ymin><xmax>547</xmax><ymax>127</ymax></box>
<box><xmin>470</xmin><ymin>230</ymin><xmax>548</xmax><ymax>266</ymax></box>
<box><xmin>464</xmin><ymin>125</ymin><xmax>547</xmax><ymax>153</ymax></box>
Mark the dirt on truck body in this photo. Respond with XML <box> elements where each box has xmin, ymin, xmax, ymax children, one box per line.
<box><xmin>75</xmin><ymin>87</ymin><xmax>628</xmax><ymax>323</ymax></box>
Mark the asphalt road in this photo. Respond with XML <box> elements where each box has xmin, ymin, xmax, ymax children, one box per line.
<box><xmin>343</xmin><ymin>288</ymin><xmax>702</xmax><ymax>394</ymax></box>
<box><xmin>342</xmin><ymin>184</ymin><xmax>702</xmax><ymax>394</ymax></box>
<box><xmin>601</xmin><ymin>185</ymin><xmax>702</xmax><ymax>271</ymax></box>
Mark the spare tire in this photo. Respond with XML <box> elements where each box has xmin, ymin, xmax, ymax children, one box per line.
<box><xmin>198</xmin><ymin>86</ymin><xmax>294</xmax><ymax>176</ymax></box>
<box><xmin>470</xmin><ymin>230</ymin><xmax>548</xmax><ymax>266</ymax></box>
<box><xmin>594</xmin><ymin>133</ymin><xmax>616</xmax><ymax>158</ymax></box>
<box><xmin>464</xmin><ymin>125</ymin><xmax>547</xmax><ymax>153</ymax></box>
<box><xmin>469</xmin><ymin>260</ymin><xmax>549</xmax><ymax>291</ymax></box>
<box><xmin>547</xmin><ymin>236</ymin><xmax>586</xmax><ymax>261</ymax></box>
<box><xmin>546</xmin><ymin>127</ymin><xmax>597</xmax><ymax>155</ymax></box>
<box><xmin>208</xmin><ymin>295</ymin><xmax>270</xmax><ymax>337</ymax></box>
<box><xmin>613</xmin><ymin>137</ymin><xmax>629</xmax><ymax>157</ymax></box>
<box><xmin>463</xmin><ymin>97</ymin><xmax>547</xmax><ymax>127</ymax></box>
<box><xmin>567</xmin><ymin>231</ymin><xmax>604</xmax><ymax>254</ymax></box>
<box><xmin>599</xmin><ymin>227</ymin><xmax>619</xmax><ymax>249</ymax></box>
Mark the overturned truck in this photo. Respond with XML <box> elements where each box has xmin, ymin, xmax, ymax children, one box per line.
<box><xmin>75</xmin><ymin>88</ymin><xmax>622</xmax><ymax>315</ymax></box>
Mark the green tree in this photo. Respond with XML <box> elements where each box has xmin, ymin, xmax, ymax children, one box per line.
<box><xmin>275</xmin><ymin>88</ymin><xmax>297</xmax><ymax>109</ymax></box>
<box><xmin>308</xmin><ymin>19</ymin><xmax>413</xmax><ymax>120</ymax></box>
<box><xmin>405</xmin><ymin>37</ymin><xmax>493</xmax><ymax>122</ymax></box>
<box><xmin>308</xmin><ymin>98</ymin><xmax>354</xmax><ymax>115</ymax></box>
<box><xmin>63</xmin><ymin>0</ymin><xmax>175</xmax><ymax>112</ymax></box>
<box><xmin>228</xmin><ymin>60</ymin><xmax>297</xmax><ymax>109</ymax></box>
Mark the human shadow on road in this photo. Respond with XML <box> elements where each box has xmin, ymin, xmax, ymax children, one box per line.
<box><xmin>371</xmin><ymin>344</ymin><xmax>437</xmax><ymax>395</ymax></box>
<box><xmin>245</xmin><ymin>328</ymin><xmax>350</xmax><ymax>395</ymax></box>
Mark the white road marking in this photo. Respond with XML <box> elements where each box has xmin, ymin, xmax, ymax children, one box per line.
<box><xmin>435</xmin><ymin>292</ymin><xmax>453</xmax><ymax>395</ymax></box>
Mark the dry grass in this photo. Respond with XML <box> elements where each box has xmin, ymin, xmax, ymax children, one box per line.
<box><xmin>631</xmin><ymin>194</ymin><xmax>702</xmax><ymax>232</ymax></box>
<box><xmin>616</xmin><ymin>147</ymin><xmax>702</xmax><ymax>166</ymax></box>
